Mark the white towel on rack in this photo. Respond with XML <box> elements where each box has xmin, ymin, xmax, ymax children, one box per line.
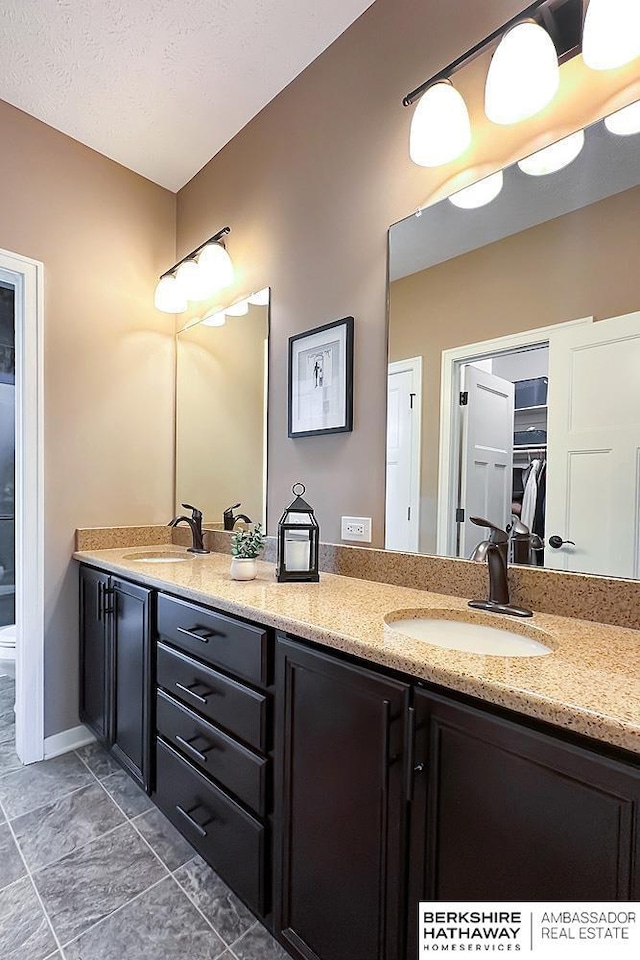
<box><xmin>521</xmin><ymin>459</ymin><xmax>541</xmax><ymax>531</ymax></box>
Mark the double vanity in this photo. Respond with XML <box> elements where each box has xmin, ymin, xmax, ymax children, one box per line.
<box><xmin>75</xmin><ymin>541</ymin><xmax>640</xmax><ymax>960</ymax></box>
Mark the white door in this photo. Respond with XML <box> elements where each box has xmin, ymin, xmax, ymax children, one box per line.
<box><xmin>459</xmin><ymin>365</ymin><xmax>514</xmax><ymax>557</ymax></box>
<box><xmin>385</xmin><ymin>359</ymin><xmax>422</xmax><ymax>552</ymax></box>
<box><xmin>546</xmin><ymin>310</ymin><xmax>640</xmax><ymax>577</ymax></box>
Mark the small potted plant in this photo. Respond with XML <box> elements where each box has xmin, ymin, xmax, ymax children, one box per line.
<box><xmin>230</xmin><ymin>524</ymin><xmax>265</xmax><ymax>581</ymax></box>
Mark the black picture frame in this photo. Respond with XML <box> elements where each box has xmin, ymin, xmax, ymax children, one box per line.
<box><xmin>288</xmin><ymin>316</ymin><xmax>354</xmax><ymax>439</ymax></box>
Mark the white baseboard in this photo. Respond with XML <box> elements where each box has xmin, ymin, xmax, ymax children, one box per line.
<box><xmin>44</xmin><ymin>724</ymin><xmax>95</xmax><ymax>760</ymax></box>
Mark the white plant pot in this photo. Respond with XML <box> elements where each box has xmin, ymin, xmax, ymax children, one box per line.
<box><xmin>230</xmin><ymin>557</ymin><xmax>258</xmax><ymax>581</ymax></box>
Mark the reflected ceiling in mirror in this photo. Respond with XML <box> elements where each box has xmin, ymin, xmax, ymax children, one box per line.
<box><xmin>386</xmin><ymin>110</ymin><xmax>640</xmax><ymax>581</ymax></box>
<box><xmin>175</xmin><ymin>292</ymin><xmax>269</xmax><ymax>531</ymax></box>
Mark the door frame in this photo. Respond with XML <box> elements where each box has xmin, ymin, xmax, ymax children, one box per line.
<box><xmin>436</xmin><ymin>317</ymin><xmax>593</xmax><ymax>557</ymax></box>
<box><xmin>0</xmin><ymin>247</ymin><xmax>45</xmax><ymax>765</ymax></box>
<box><xmin>385</xmin><ymin>357</ymin><xmax>422</xmax><ymax>553</ymax></box>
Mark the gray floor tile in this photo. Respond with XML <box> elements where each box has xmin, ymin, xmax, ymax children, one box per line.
<box><xmin>175</xmin><ymin>856</ymin><xmax>255</xmax><ymax>944</ymax></box>
<box><xmin>0</xmin><ymin>752</ymin><xmax>94</xmax><ymax>819</ymax></box>
<box><xmin>133</xmin><ymin>806</ymin><xmax>195</xmax><ymax>871</ymax></box>
<box><xmin>231</xmin><ymin>924</ymin><xmax>289</xmax><ymax>960</ymax></box>
<box><xmin>64</xmin><ymin>876</ymin><xmax>226</xmax><ymax>960</ymax></box>
<box><xmin>0</xmin><ymin>821</ymin><xmax>26</xmax><ymax>889</ymax></box>
<box><xmin>32</xmin><ymin>822</ymin><xmax>166</xmax><ymax>945</ymax></box>
<box><xmin>12</xmin><ymin>783</ymin><xmax>126</xmax><ymax>871</ymax></box>
<box><xmin>0</xmin><ymin>875</ymin><xmax>57</xmax><ymax>960</ymax></box>
<box><xmin>0</xmin><ymin>705</ymin><xmax>15</xmax><ymax>744</ymax></box>
<box><xmin>0</xmin><ymin>738</ymin><xmax>23</xmax><ymax>778</ymax></box>
<box><xmin>100</xmin><ymin>769</ymin><xmax>153</xmax><ymax>818</ymax></box>
<box><xmin>75</xmin><ymin>743</ymin><xmax>120</xmax><ymax>780</ymax></box>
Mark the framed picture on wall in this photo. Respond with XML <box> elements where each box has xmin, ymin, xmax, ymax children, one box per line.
<box><xmin>288</xmin><ymin>316</ymin><xmax>354</xmax><ymax>438</ymax></box>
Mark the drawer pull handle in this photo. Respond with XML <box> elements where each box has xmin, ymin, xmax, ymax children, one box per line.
<box><xmin>175</xmin><ymin>735</ymin><xmax>210</xmax><ymax>764</ymax></box>
<box><xmin>174</xmin><ymin>681</ymin><xmax>212</xmax><ymax>704</ymax></box>
<box><xmin>175</xmin><ymin>804</ymin><xmax>210</xmax><ymax>838</ymax></box>
<box><xmin>176</xmin><ymin>626</ymin><xmax>218</xmax><ymax>643</ymax></box>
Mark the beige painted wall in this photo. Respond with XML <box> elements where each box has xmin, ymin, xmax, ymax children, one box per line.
<box><xmin>0</xmin><ymin>100</ymin><xmax>176</xmax><ymax>738</ymax></box>
<box><xmin>175</xmin><ymin>0</ymin><xmax>640</xmax><ymax>546</ymax></box>
<box><xmin>389</xmin><ymin>185</ymin><xmax>640</xmax><ymax>554</ymax></box>
<box><xmin>176</xmin><ymin>304</ymin><xmax>268</xmax><ymax>526</ymax></box>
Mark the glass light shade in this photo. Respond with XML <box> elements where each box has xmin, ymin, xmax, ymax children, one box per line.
<box><xmin>198</xmin><ymin>243</ymin><xmax>234</xmax><ymax>289</ymax></box>
<box><xmin>583</xmin><ymin>0</ymin><xmax>640</xmax><ymax>71</ymax></box>
<box><xmin>225</xmin><ymin>299</ymin><xmax>249</xmax><ymax>317</ymax></box>
<box><xmin>517</xmin><ymin>130</ymin><xmax>585</xmax><ymax>176</ymax></box>
<box><xmin>248</xmin><ymin>288</ymin><xmax>270</xmax><ymax>306</ymax></box>
<box><xmin>175</xmin><ymin>259</ymin><xmax>216</xmax><ymax>301</ymax></box>
<box><xmin>449</xmin><ymin>171</ymin><xmax>504</xmax><ymax>209</ymax></box>
<box><xmin>154</xmin><ymin>275</ymin><xmax>187</xmax><ymax>313</ymax></box>
<box><xmin>485</xmin><ymin>22</ymin><xmax>559</xmax><ymax>125</ymax></box>
<box><xmin>201</xmin><ymin>311</ymin><xmax>226</xmax><ymax>327</ymax></box>
<box><xmin>409</xmin><ymin>81</ymin><xmax>472</xmax><ymax>167</ymax></box>
<box><xmin>604</xmin><ymin>100</ymin><xmax>640</xmax><ymax>136</ymax></box>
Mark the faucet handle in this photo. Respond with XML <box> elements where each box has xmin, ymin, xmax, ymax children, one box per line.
<box><xmin>469</xmin><ymin>516</ymin><xmax>508</xmax><ymax>543</ymax></box>
<box><xmin>223</xmin><ymin>503</ymin><xmax>241</xmax><ymax>516</ymax></box>
<box><xmin>182</xmin><ymin>503</ymin><xmax>203</xmax><ymax>522</ymax></box>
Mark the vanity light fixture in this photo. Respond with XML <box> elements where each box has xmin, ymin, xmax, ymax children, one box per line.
<box><xmin>409</xmin><ymin>80</ymin><xmax>472</xmax><ymax>167</ymax></box>
<box><xmin>225</xmin><ymin>299</ymin><xmax>250</xmax><ymax>317</ymax></box>
<box><xmin>604</xmin><ymin>100</ymin><xmax>640</xmax><ymax>136</ymax></box>
<box><xmin>248</xmin><ymin>288</ymin><xmax>270</xmax><ymax>306</ymax></box>
<box><xmin>154</xmin><ymin>225</ymin><xmax>231</xmax><ymax>313</ymax></box>
<box><xmin>517</xmin><ymin>128</ymin><xmax>585</xmax><ymax>175</ymax></box>
<box><xmin>484</xmin><ymin>21</ymin><xmax>559</xmax><ymax>125</ymax></box>
<box><xmin>201</xmin><ymin>311</ymin><xmax>226</xmax><ymax>327</ymax></box>
<box><xmin>403</xmin><ymin>0</ymin><xmax>583</xmax><ymax>167</ymax></box>
<box><xmin>449</xmin><ymin>170</ymin><xmax>504</xmax><ymax>209</ymax></box>
<box><xmin>582</xmin><ymin>0</ymin><xmax>640</xmax><ymax>71</ymax></box>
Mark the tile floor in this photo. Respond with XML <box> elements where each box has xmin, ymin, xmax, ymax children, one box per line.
<box><xmin>0</xmin><ymin>675</ymin><xmax>288</xmax><ymax>959</ymax></box>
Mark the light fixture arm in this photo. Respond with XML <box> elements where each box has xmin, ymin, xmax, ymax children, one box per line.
<box><xmin>402</xmin><ymin>0</ymin><xmax>583</xmax><ymax>107</ymax></box>
<box><xmin>160</xmin><ymin>226</ymin><xmax>231</xmax><ymax>279</ymax></box>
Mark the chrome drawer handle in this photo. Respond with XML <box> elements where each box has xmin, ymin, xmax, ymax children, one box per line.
<box><xmin>174</xmin><ymin>681</ymin><xmax>212</xmax><ymax>704</ymax></box>
<box><xmin>176</xmin><ymin>626</ymin><xmax>218</xmax><ymax>643</ymax></box>
<box><xmin>175</xmin><ymin>735</ymin><xmax>211</xmax><ymax>764</ymax></box>
<box><xmin>175</xmin><ymin>804</ymin><xmax>210</xmax><ymax>838</ymax></box>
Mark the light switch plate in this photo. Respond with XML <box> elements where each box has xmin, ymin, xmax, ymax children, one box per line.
<box><xmin>341</xmin><ymin>516</ymin><xmax>372</xmax><ymax>543</ymax></box>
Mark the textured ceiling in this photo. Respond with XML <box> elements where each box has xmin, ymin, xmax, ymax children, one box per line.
<box><xmin>0</xmin><ymin>0</ymin><xmax>375</xmax><ymax>190</ymax></box>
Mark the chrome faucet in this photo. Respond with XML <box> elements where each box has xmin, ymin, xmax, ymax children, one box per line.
<box><xmin>468</xmin><ymin>516</ymin><xmax>532</xmax><ymax>618</ymax></box>
<box><xmin>169</xmin><ymin>503</ymin><xmax>210</xmax><ymax>554</ymax></box>
<box><xmin>223</xmin><ymin>503</ymin><xmax>252</xmax><ymax>531</ymax></box>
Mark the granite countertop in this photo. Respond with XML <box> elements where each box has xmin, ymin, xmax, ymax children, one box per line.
<box><xmin>74</xmin><ymin>545</ymin><xmax>640</xmax><ymax>756</ymax></box>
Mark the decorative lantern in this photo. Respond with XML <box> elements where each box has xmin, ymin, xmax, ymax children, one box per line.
<box><xmin>276</xmin><ymin>483</ymin><xmax>320</xmax><ymax>583</ymax></box>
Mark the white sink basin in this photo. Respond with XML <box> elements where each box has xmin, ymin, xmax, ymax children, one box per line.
<box><xmin>385</xmin><ymin>609</ymin><xmax>553</xmax><ymax>657</ymax></box>
<box><xmin>126</xmin><ymin>552</ymin><xmax>190</xmax><ymax>564</ymax></box>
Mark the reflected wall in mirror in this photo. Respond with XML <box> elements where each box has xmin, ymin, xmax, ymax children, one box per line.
<box><xmin>387</xmin><ymin>112</ymin><xmax>640</xmax><ymax>580</ymax></box>
<box><xmin>175</xmin><ymin>293</ymin><xmax>269</xmax><ymax>530</ymax></box>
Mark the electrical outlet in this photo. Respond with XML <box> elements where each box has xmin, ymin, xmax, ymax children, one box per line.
<box><xmin>341</xmin><ymin>516</ymin><xmax>372</xmax><ymax>543</ymax></box>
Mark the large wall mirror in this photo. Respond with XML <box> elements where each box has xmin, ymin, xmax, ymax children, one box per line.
<box><xmin>175</xmin><ymin>292</ymin><xmax>269</xmax><ymax>530</ymax></box>
<box><xmin>386</xmin><ymin>112</ymin><xmax>640</xmax><ymax>580</ymax></box>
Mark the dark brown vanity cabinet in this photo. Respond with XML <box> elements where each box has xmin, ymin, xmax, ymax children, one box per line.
<box><xmin>406</xmin><ymin>688</ymin><xmax>640</xmax><ymax>958</ymax></box>
<box><xmin>79</xmin><ymin>564</ymin><xmax>152</xmax><ymax>791</ymax></box>
<box><xmin>274</xmin><ymin>636</ymin><xmax>411</xmax><ymax>960</ymax></box>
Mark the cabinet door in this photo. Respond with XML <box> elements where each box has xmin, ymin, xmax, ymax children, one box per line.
<box><xmin>407</xmin><ymin>689</ymin><xmax>640</xmax><ymax>955</ymax></box>
<box><xmin>79</xmin><ymin>566</ymin><xmax>111</xmax><ymax>742</ymax></box>
<box><xmin>275</xmin><ymin>636</ymin><xmax>410</xmax><ymax>960</ymax></box>
<box><xmin>110</xmin><ymin>578</ymin><xmax>152</xmax><ymax>791</ymax></box>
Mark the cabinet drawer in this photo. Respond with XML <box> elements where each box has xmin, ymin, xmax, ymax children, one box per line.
<box><xmin>155</xmin><ymin>738</ymin><xmax>266</xmax><ymax>915</ymax></box>
<box><xmin>157</xmin><ymin>642</ymin><xmax>267</xmax><ymax>751</ymax></box>
<box><xmin>157</xmin><ymin>690</ymin><xmax>268</xmax><ymax>816</ymax></box>
<box><xmin>158</xmin><ymin>593</ymin><xmax>268</xmax><ymax>686</ymax></box>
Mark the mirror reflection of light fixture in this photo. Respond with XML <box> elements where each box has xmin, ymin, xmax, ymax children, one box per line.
<box><xmin>154</xmin><ymin>275</ymin><xmax>187</xmax><ymax>313</ymax></box>
<box><xmin>449</xmin><ymin>171</ymin><xmax>504</xmax><ymax>209</ymax></box>
<box><xmin>226</xmin><ymin>299</ymin><xmax>250</xmax><ymax>317</ymax></box>
<box><xmin>517</xmin><ymin>130</ymin><xmax>585</xmax><ymax>176</ymax></box>
<box><xmin>201</xmin><ymin>311</ymin><xmax>226</xmax><ymax>327</ymax></box>
<box><xmin>409</xmin><ymin>80</ymin><xmax>472</xmax><ymax>167</ymax></box>
<box><xmin>248</xmin><ymin>288</ymin><xmax>270</xmax><ymax>306</ymax></box>
<box><xmin>154</xmin><ymin>226</ymin><xmax>231</xmax><ymax>312</ymax></box>
<box><xmin>485</xmin><ymin>21</ymin><xmax>559</xmax><ymax>125</ymax></box>
<box><xmin>604</xmin><ymin>100</ymin><xmax>640</xmax><ymax>136</ymax></box>
<box><xmin>583</xmin><ymin>0</ymin><xmax>640</xmax><ymax>71</ymax></box>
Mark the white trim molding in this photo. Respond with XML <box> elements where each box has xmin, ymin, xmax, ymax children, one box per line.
<box><xmin>0</xmin><ymin>246</ymin><xmax>45</xmax><ymax>765</ymax></box>
<box><xmin>44</xmin><ymin>725</ymin><xmax>95</xmax><ymax>761</ymax></box>
<box><xmin>385</xmin><ymin>356</ymin><xmax>423</xmax><ymax>553</ymax></box>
